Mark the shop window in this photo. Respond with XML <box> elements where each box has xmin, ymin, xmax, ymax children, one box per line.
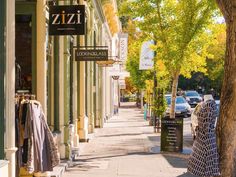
<box><xmin>15</xmin><ymin>15</ymin><xmax>32</xmax><ymax>93</ymax></box>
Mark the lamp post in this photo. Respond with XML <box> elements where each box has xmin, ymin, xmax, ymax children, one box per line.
<box><xmin>153</xmin><ymin>71</ymin><xmax>158</xmax><ymax>133</ymax></box>
<box><xmin>153</xmin><ymin>40</ymin><xmax>159</xmax><ymax>133</ymax></box>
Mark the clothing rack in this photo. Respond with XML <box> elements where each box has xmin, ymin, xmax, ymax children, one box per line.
<box><xmin>15</xmin><ymin>93</ymin><xmax>36</xmax><ymax>100</ymax></box>
<box><xmin>14</xmin><ymin>93</ymin><xmax>60</xmax><ymax>175</ymax></box>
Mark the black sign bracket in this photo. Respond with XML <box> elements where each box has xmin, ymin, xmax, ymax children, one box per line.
<box><xmin>74</xmin><ymin>46</ymin><xmax>108</xmax><ymax>49</ymax></box>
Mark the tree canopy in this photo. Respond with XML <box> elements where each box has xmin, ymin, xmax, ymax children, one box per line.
<box><xmin>119</xmin><ymin>0</ymin><xmax>218</xmax><ymax>118</ymax></box>
<box><xmin>124</xmin><ymin>20</ymin><xmax>153</xmax><ymax>90</ymax></box>
<box><xmin>120</xmin><ymin>0</ymin><xmax>217</xmax><ymax>76</ymax></box>
<box><xmin>178</xmin><ymin>23</ymin><xmax>225</xmax><ymax>97</ymax></box>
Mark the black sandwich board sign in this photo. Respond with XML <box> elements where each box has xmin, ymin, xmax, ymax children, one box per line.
<box><xmin>75</xmin><ymin>49</ymin><xmax>108</xmax><ymax>61</ymax></box>
<box><xmin>161</xmin><ymin>117</ymin><xmax>183</xmax><ymax>152</ymax></box>
<box><xmin>49</xmin><ymin>5</ymin><xmax>85</xmax><ymax>35</ymax></box>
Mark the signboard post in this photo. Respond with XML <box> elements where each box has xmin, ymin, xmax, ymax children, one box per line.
<box><xmin>49</xmin><ymin>5</ymin><xmax>85</xmax><ymax>35</ymax></box>
<box><xmin>161</xmin><ymin>117</ymin><xmax>183</xmax><ymax>152</ymax></box>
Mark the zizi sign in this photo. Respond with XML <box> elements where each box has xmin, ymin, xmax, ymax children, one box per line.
<box><xmin>49</xmin><ymin>5</ymin><xmax>85</xmax><ymax>35</ymax></box>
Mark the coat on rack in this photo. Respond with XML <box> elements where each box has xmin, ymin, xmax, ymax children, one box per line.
<box><xmin>21</xmin><ymin>100</ymin><xmax>60</xmax><ymax>173</ymax></box>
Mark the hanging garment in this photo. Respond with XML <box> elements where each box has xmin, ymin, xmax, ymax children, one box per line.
<box><xmin>15</xmin><ymin>102</ymin><xmax>21</xmax><ymax>177</ymax></box>
<box><xmin>188</xmin><ymin>100</ymin><xmax>220</xmax><ymax>176</ymax></box>
<box><xmin>24</xmin><ymin>100</ymin><xmax>60</xmax><ymax>173</ymax></box>
<box><xmin>15</xmin><ymin>62</ymin><xmax>22</xmax><ymax>91</ymax></box>
<box><xmin>19</xmin><ymin>99</ymin><xmax>30</xmax><ymax>164</ymax></box>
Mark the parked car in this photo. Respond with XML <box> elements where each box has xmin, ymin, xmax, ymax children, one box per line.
<box><xmin>190</xmin><ymin>100</ymin><xmax>220</xmax><ymax>140</ymax></box>
<box><xmin>184</xmin><ymin>90</ymin><xmax>202</xmax><ymax>108</ymax></box>
<box><xmin>215</xmin><ymin>100</ymin><xmax>220</xmax><ymax>114</ymax></box>
<box><xmin>165</xmin><ymin>96</ymin><xmax>191</xmax><ymax>118</ymax></box>
<box><xmin>164</xmin><ymin>94</ymin><xmax>171</xmax><ymax>100</ymax></box>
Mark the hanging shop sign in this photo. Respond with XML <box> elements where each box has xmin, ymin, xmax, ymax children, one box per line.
<box><xmin>49</xmin><ymin>5</ymin><xmax>85</xmax><ymax>35</ymax></box>
<box><xmin>97</xmin><ymin>64</ymin><xmax>113</xmax><ymax>67</ymax></box>
<box><xmin>119</xmin><ymin>79</ymin><xmax>126</xmax><ymax>89</ymax></box>
<box><xmin>96</xmin><ymin>59</ymin><xmax>115</xmax><ymax>67</ymax></box>
<box><xmin>75</xmin><ymin>49</ymin><xmax>108</xmax><ymax>61</ymax></box>
<box><xmin>161</xmin><ymin>117</ymin><xmax>183</xmax><ymax>152</ymax></box>
<box><xmin>119</xmin><ymin>33</ymin><xmax>128</xmax><ymax>61</ymax></box>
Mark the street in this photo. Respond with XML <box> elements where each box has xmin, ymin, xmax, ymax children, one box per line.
<box><xmin>62</xmin><ymin>102</ymin><xmax>195</xmax><ymax>177</ymax></box>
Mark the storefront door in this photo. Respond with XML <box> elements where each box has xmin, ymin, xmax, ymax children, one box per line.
<box><xmin>15</xmin><ymin>2</ymin><xmax>36</xmax><ymax>94</ymax></box>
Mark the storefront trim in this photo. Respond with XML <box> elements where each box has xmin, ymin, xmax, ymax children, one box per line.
<box><xmin>0</xmin><ymin>0</ymin><xmax>6</xmax><ymax>160</ymax></box>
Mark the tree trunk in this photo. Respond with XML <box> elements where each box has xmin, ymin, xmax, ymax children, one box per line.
<box><xmin>170</xmin><ymin>72</ymin><xmax>179</xmax><ymax>119</ymax></box>
<box><xmin>215</xmin><ymin>1</ymin><xmax>236</xmax><ymax>176</ymax></box>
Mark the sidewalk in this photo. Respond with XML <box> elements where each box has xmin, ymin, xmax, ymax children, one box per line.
<box><xmin>62</xmin><ymin>102</ymin><xmax>195</xmax><ymax>177</ymax></box>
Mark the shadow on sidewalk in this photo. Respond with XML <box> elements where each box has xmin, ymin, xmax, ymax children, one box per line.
<box><xmin>66</xmin><ymin>151</ymin><xmax>157</xmax><ymax>172</ymax></box>
<box><xmin>105</xmin><ymin>125</ymin><xmax>151</xmax><ymax>129</ymax></box>
<box><xmin>99</xmin><ymin>133</ymin><xmax>143</xmax><ymax>137</ymax></box>
<box><xmin>176</xmin><ymin>172</ymin><xmax>196</xmax><ymax>177</ymax></box>
<box><xmin>162</xmin><ymin>154</ymin><xmax>188</xmax><ymax>168</ymax></box>
<box><xmin>119</xmin><ymin>102</ymin><xmax>137</xmax><ymax>108</ymax></box>
<box><xmin>148</xmin><ymin>135</ymin><xmax>161</xmax><ymax>142</ymax></box>
<box><xmin>107</xmin><ymin>119</ymin><xmax>146</xmax><ymax>123</ymax></box>
<box><xmin>78</xmin><ymin>151</ymin><xmax>155</xmax><ymax>161</ymax></box>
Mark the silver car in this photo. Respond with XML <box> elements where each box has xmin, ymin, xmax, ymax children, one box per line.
<box><xmin>165</xmin><ymin>96</ymin><xmax>191</xmax><ymax>118</ymax></box>
<box><xmin>184</xmin><ymin>90</ymin><xmax>202</xmax><ymax>108</ymax></box>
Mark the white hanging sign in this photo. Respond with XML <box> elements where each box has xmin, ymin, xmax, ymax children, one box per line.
<box><xmin>119</xmin><ymin>33</ymin><xmax>128</xmax><ymax>61</ymax></box>
<box><xmin>139</xmin><ymin>40</ymin><xmax>154</xmax><ymax>70</ymax></box>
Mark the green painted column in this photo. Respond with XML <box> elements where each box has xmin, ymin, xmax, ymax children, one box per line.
<box><xmin>77</xmin><ymin>61</ymin><xmax>80</xmax><ymax>116</ymax></box>
<box><xmin>69</xmin><ymin>37</ymin><xmax>74</xmax><ymax>124</ymax></box>
<box><xmin>63</xmin><ymin>36</ymin><xmax>71</xmax><ymax>158</ymax></box>
<box><xmin>0</xmin><ymin>0</ymin><xmax>6</xmax><ymax>159</ymax></box>
<box><xmin>54</xmin><ymin>36</ymin><xmax>60</xmax><ymax>132</ymax></box>
<box><xmin>96</xmin><ymin>66</ymin><xmax>103</xmax><ymax>128</ymax></box>
<box><xmin>93</xmin><ymin>62</ymin><xmax>96</xmax><ymax>127</ymax></box>
<box><xmin>87</xmin><ymin>62</ymin><xmax>91</xmax><ymax>132</ymax></box>
<box><xmin>47</xmin><ymin>37</ymin><xmax>53</xmax><ymax>127</ymax></box>
<box><xmin>63</xmin><ymin>2</ymin><xmax>71</xmax><ymax>127</ymax></box>
<box><xmin>85</xmin><ymin>62</ymin><xmax>88</xmax><ymax>116</ymax></box>
<box><xmin>69</xmin><ymin>0</ymin><xmax>74</xmax><ymax>125</ymax></box>
<box><xmin>64</xmin><ymin>38</ymin><xmax>70</xmax><ymax>126</ymax></box>
<box><xmin>99</xmin><ymin>67</ymin><xmax>104</xmax><ymax>128</ymax></box>
<box><xmin>90</xmin><ymin>61</ymin><xmax>95</xmax><ymax>132</ymax></box>
<box><xmin>77</xmin><ymin>37</ymin><xmax>80</xmax><ymax>120</ymax></box>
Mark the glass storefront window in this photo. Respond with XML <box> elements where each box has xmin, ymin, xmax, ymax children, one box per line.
<box><xmin>15</xmin><ymin>15</ymin><xmax>32</xmax><ymax>93</ymax></box>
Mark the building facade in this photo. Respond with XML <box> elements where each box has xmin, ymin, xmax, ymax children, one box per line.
<box><xmin>0</xmin><ymin>0</ymin><xmax>123</xmax><ymax>176</ymax></box>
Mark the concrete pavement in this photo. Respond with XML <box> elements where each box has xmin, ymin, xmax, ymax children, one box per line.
<box><xmin>62</xmin><ymin>102</ymin><xmax>195</xmax><ymax>177</ymax></box>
